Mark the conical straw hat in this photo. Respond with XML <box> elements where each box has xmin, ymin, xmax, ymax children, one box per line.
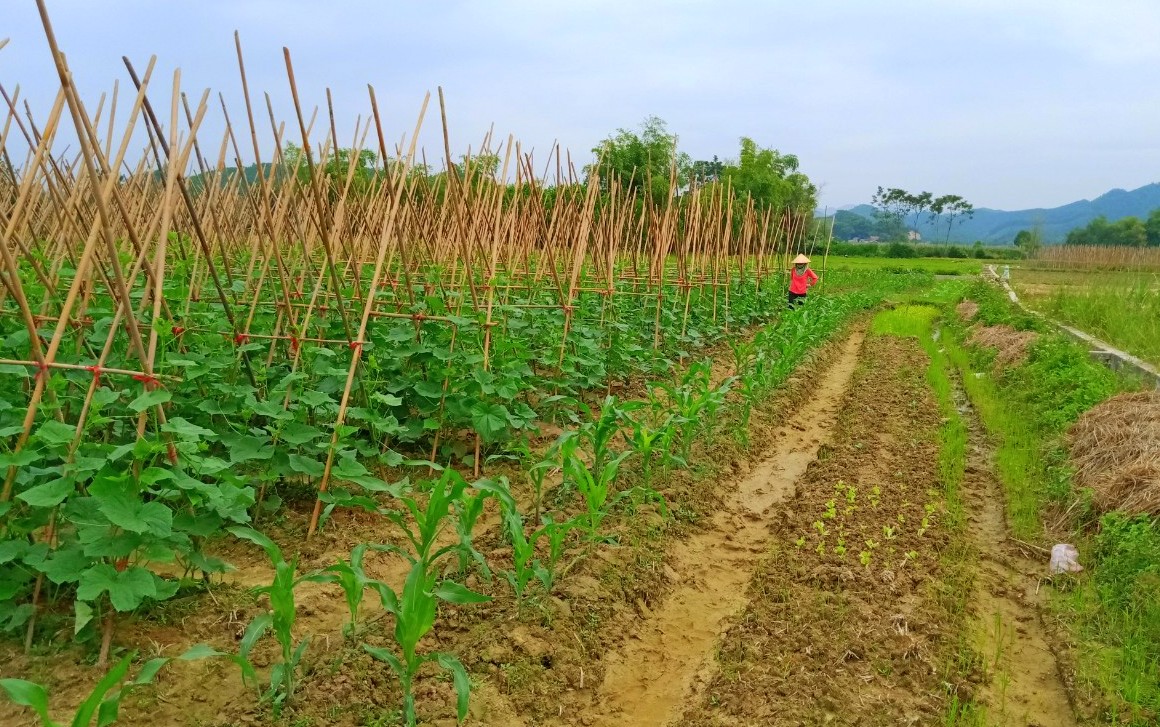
<box><xmin>793</xmin><ymin>254</ymin><xmax>810</xmax><ymax>264</ymax></box>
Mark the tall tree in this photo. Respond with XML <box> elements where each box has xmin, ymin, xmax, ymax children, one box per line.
<box><xmin>720</xmin><ymin>138</ymin><xmax>817</xmax><ymax>213</ymax></box>
<box><xmin>586</xmin><ymin>116</ymin><xmax>690</xmax><ymax>206</ymax></box>
<box><xmin>929</xmin><ymin>194</ymin><xmax>975</xmax><ymax>242</ymax></box>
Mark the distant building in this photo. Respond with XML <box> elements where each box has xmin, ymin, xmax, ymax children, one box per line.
<box><xmin>907</xmin><ymin>230</ymin><xmax>922</xmax><ymax>241</ymax></box>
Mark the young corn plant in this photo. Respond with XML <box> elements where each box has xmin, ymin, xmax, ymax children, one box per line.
<box><xmin>1</xmin><ymin>648</ymin><xmax>209</xmax><ymax>727</ymax></box>
<box><xmin>621</xmin><ymin>410</ymin><xmax>677</xmax><ymax>489</ymax></box>
<box><xmin>225</xmin><ymin>526</ymin><xmax>318</xmax><ymax>713</ymax></box>
<box><xmin>559</xmin><ymin>432</ymin><xmax>666</xmax><ymax>541</ymax></box>
<box><xmin>362</xmin><ymin>468</ymin><xmax>504</xmax><ymax>725</ymax></box>
<box><xmin>364</xmin><ymin>551</ymin><xmax>490</xmax><ymax>726</ymax></box>
<box><xmin>313</xmin><ymin>544</ymin><xmax>384</xmax><ymax>639</ymax></box>
<box><xmin>500</xmin><ymin>506</ymin><xmax>580</xmax><ymax>604</ymax></box>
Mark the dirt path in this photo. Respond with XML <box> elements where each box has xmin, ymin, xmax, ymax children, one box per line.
<box><xmin>564</xmin><ymin>328</ymin><xmax>865</xmax><ymax>727</ymax></box>
<box><xmin>957</xmin><ymin>389</ymin><xmax>1077</xmax><ymax>726</ymax></box>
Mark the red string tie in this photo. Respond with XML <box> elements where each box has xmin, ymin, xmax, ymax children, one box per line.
<box><xmin>233</xmin><ymin>333</ymin><xmax>249</xmax><ymax>346</ymax></box>
<box><xmin>289</xmin><ymin>336</ymin><xmax>300</xmax><ymax>353</ymax></box>
<box><xmin>34</xmin><ymin>361</ymin><xmax>49</xmax><ymax>380</ymax></box>
<box><xmin>84</xmin><ymin>365</ymin><xmax>103</xmax><ymax>387</ymax></box>
<box><xmin>562</xmin><ymin>305</ymin><xmax>574</xmax><ymax>314</ymax></box>
<box><xmin>132</xmin><ymin>373</ymin><xmax>161</xmax><ymax>390</ymax></box>
<box><xmin>412</xmin><ymin>313</ymin><xmax>427</xmax><ymax>323</ymax></box>
<box><xmin>171</xmin><ymin>325</ymin><xmax>185</xmax><ymax>336</ymax></box>
<box><xmin>349</xmin><ymin>340</ymin><xmax>363</xmax><ymax>352</ymax></box>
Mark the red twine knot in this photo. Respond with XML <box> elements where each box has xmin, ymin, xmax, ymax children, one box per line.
<box><xmin>349</xmin><ymin>341</ymin><xmax>363</xmax><ymax>352</ymax></box>
<box><xmin>84</xmin><ymin>365</ymin><xmax>103</xmax><ymax>386</ymax></box>
<box><xmin>33</xmin><ymin>361</ymin><xmax>49</xmax><ymax>380</ymax></box>
<box><xmin>132</xmin><ymin>373</ymin><xmax>161</xmax><ymax>390</ymax></box>
<box><xmin>171</xmin><ymin>325</ymin><xmax>185</xmax><ymax>337</ymax></box>
<box><xmin>412</xmin><ymin>313</ymin><xmax>427</xmax><ymax>323</ymax></box>
<box><xmin>233</xmin><ymin>333</ymin><xmax>249</xmax><ymax>346</ymax></box>
<box><xmin>289</xmin><ymin>336</ymin><xmax>300</xmax><ymax>353</ymax></box>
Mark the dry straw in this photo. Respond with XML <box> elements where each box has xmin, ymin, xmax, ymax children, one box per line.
<box><xmin>1068</xmin><ymin>391</ymin><xmax>1160</xmax><ymax>516</ymax></box>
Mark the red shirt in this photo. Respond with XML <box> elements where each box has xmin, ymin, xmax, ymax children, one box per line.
<box><xmin>789</xmin><ymin>267</ymin><xmax>819</xmax><ymax>294</ymax></box>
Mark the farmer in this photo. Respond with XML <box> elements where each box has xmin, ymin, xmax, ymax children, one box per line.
<box><xmin>787</xmin><ymin>253</ymin><xmax>819</xmax><ymax>308</ymax></box>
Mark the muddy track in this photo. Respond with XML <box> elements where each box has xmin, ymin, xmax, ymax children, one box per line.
<box><xmin>956</xmin><ymin>387</ymin><xmax>1077</xmax><ymax>726</ymax></box>
<box><xmin>555</xmin><ymin>328</ymin><xmax>866</xmax><ymax>727</ymax></box>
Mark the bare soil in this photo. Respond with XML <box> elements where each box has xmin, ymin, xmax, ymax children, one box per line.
<box><xmin>957</xmin><ymin>385</ymin><xmax>1077</xmax><ymax>727</ymax></box>
<box><xmin>565</xmin><ymin>329</ymin><xmax>865</xmax><ymax>726</ymax></box>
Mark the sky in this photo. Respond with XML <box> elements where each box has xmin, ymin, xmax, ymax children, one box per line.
<box><xmin>3</xmin><ymin>0</ymin><xmax>1160</xmax><ymax>211</ymax></box>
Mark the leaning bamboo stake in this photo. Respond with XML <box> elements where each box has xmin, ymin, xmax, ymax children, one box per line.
<box><xmin>306</xmin><ymin>92</ymin><xmax>430</xmax><ymax>538</ymax></box>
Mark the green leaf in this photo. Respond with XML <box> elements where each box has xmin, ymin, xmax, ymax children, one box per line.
<box><xmin>74</xmin><ymin>601</ymin><xmax>94</xmax><ymax>635</ymax></box>
<box><xmin>363</xmin><ymin>644</ymin><xmax>405</xmax><ymax>678</ymax></box>
<box><xmin>132</xmin><ymin>657</ymin><xmax>170</xmax><ymax>686</ymax></box>
<box><xmin>288</xmin><ymin>454</ymin><xmax>325</xmax><ymax>478</ymax></box>
<box><xmin>128</xmin><ymin>388</ymin><xmax>171</xmax><ymax>413</ymax></box>
<box><xmin>433</xmin><ymin>580</ymin><xmax>492</xmax><ymax>605</ymax></box>
<box><xmin>178</xmin><ymin>644</ymin><xmax>223</xmax><ymax>660</ymax></box>
<box><xmin>161</xmin><ymin>417</ymin><xmax>216</xmax><ymax>440</ymax></box>
<box><xmin>433</xmin><ymin>652</ymin><xmax>473</xmax><ymax>723</ymax></box>
<box><xmin>0</xmin><ymin>448</ymin><xmax>39</xmax><ymax>468</ymax></box>
<box><xmin>371</xmin><ymin>392</ymin><xmax>403</xmax><ymax>407</ymax></box>
<box><xmin>227</xmin><ymin>526</ymin><xmax>283</xmax><ymax>565</ymax></box>
<box><xmin>17</xmin><ymin>477</ymin><xmax>75</xmax><ymax>508</ymax></box>
<box><xmin>470</xmin><ymin>402</ymin><xmax>510</xmax><ymax>442</ymax></box>
<box><xmin>35</xmin><ymin>419</ymin><xmax>75</xmax><ymax>447</ymax></box>
<box><xmin>222</xmin><ymin>434</ymin><xmax>274</xmax><ymax>464</ymax></box>
<box><xmin>0</xmin><ymin>679</ymin><xmax>55</xmax><ymax>726</ymax></box>
<box><xmin>77</xmin><ymin>565</ymin><xmax>160</xmax><ymax>611</ymax></box>
<box><xmin>40</xmin><ymin>546</ymin><xmax>90</xmax><ymax>585</ymax></box>
<box><xmin>279</xmin><ymin>422</ymin><xmax>323</xmax><ymax>446</ymax></box>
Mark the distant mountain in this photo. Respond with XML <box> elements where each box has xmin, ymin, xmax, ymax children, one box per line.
<box><xmin>823</xmin><ymin>182</ymin><xmax>1160</xmax><ymax>244</ymax></box>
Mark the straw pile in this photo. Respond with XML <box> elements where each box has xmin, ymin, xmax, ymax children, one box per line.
<box><xmin>1068</xmin><ymin>391</ymin><xmax>1160</xmax><ymax>516</ymax></box>
<box><xmin>956</xmin><ymin>300</ymin><xmax>978</xmax><ymax>321</ymax></box>
<box><xmin>967</xmin><ymin>325</ymin><xmax>1038</xmax><ymax>369</ymax></box>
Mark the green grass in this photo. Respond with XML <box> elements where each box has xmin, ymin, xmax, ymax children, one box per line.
<box><xmin>944</xmin><ymin>281</ymin><xmax>1159</xmax><ymax>724</ymax></box>
<box><xmin>824</xmin><ymin>256</ymin><xmax>985</xmax><ymax>276</ymax></box>
<box><xmin>872</xmin><ymin>303</ymin><xmax>983</xmax><ymax>721</ymax></box>
<box><xmin>1025</xmin><ymin>280</ymin><xmax>1160</xmax><ymax>366</ymax></box>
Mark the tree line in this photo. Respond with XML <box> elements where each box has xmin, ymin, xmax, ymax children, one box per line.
<box><xmin>870</xmin><ymin>187</ymin><xmax>975</xmax><ymax>242</ymax></box>
<box><xmin>1061</xmin><ymin>210</ymin><xmax>1160</xmax><ymax>247</ymax></box>
<box><xmin>258</xmin><ymin>117</ymin><xmax>819</xmax><ymax>228</ymax></box>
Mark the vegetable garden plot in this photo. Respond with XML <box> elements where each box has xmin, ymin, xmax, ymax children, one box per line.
<box><xmin>678</xmin><ymin>334</ymin><xmax>965</xmax><ymax>725</ymax></box>
<box><xmin>0</xmin><ymin>10</ymin><xmax>889</xmax><ymax>725</ymax></box>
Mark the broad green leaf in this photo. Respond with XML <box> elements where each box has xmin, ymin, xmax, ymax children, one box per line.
<box><xmin>0</xmin><ymin>449</ymin><xmax>39</xmax><ymax>468</ymax></box>
<box><xmin>34</xmin><ymin>419</ymin><xmax>75</xmax><ymax>447</ymax></box>
<box><xmin>433</xmin><ymin>580</ymin><xmax>492</xmax><ymax>605</ymax></box>
<box><xmin>161</xmin><ymin>417</ymin><xmax>216</xmax><ymax>440</ymax></box>
<box><xmin>132</xmin><ymin>657</ymin><xmax>170</xmax><ymax>686</ymax></box>
<box><xmin>128</xmin><ymin>388</ymin><xmax>171</xmax><ymax>413</ymax></box>
<box><xmin>470</xmin><ymin>402</ymin><xmax>510</xmax><ymax>442</ymax></box>
<box><xmin>222</xmin><ymin>434</ymin><xmax>274</xmax><ymax>464</ymax></box>
<box><xmin>371</xmin><ymin>392</ymin><xmax>403</xmax><ymax>407</ymax></box>
<box><xmin>40</xmin><ymin>546</ymin><xmax>89</xmax><ymax>585</ymax></box>
<box><xmin>287</xmin><ymin>454</ymin><xmax>325</xmax><ymax>478</ymax></box>
<box><xmin>0</xmin><ymin>679</ymin><xmax>54</xmax><ymax>725</ymax></box>
<box><xmin>77</xmin><ymin>565</ymin><xmax>159</xmax><ymax>611</ymax></box>
<box><xmin>16</xmin><ymin>477</ymin><xmax>75</xmax><ymax>508</ymax></box>
<box><xmin>75</xmin><ymin>601</ymin><xmax>94</xmax><ymax>635</ymax></box>
<box><xmin>279</xmin><ymin>422</ymin><xmax>323</xmax><ymax>446</ymax></box>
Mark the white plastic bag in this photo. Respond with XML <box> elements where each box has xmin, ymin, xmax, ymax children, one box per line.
<box><xmin>1049</xmin><ymin>544</ymin><xmax>1083</xmax><ymax>574</ymax></box>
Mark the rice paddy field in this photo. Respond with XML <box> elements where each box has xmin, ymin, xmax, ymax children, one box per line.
<box><xmin>2</xmin><ymin>11</ymin><xmax>1159</xmax><ymax>727</ymax></box>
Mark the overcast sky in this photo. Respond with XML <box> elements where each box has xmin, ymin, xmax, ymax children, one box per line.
<box><xmin>4</xmin><ymin>0</ymin><xmax>1159</xmax><ymax>210</ymax></box>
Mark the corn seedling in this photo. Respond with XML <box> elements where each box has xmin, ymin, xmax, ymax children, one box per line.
<box><xmin>364</xmin><ymin>557</ymin><xmax>489</xmax><ymax>726</ymax></box>
<box><xmin>226</xmin><ymin>526</ymin><xmax>316</xmax><ymax>712</ymax></box>
<box><xmin>0</xmin><ymin>647</ymin><xmax>209</xmax><ymax>727</ymax></box>
<box><xmin>313</xmin><ymin>544</ymin><xmax>385</xmax><ymax>639</ymax></box>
